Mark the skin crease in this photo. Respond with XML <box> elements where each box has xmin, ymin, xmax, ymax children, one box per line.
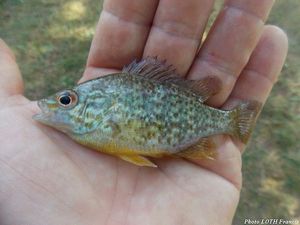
<box><xmin>0</xmin><ymin>0</ymin><xmax>288</xmax><ymax>224</ymax></box>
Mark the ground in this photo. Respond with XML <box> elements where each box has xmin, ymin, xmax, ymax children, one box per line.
<box><xmin>0</xmin><ymin>0</ymin><xmax>299</xmax><ymax>223</ymax></box>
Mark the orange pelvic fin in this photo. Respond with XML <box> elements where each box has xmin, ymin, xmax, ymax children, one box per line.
<box><xmin>119</xmin><ymin>155</ymin><xmax>157</xmax><ymax>167</ymax></box>
<box><xmin>176</xmin><ymin>137</ymin><xmax>217</xmax><ymax>160</ymax></box>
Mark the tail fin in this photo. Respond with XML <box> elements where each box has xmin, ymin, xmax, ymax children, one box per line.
<box><xmin>230</xmin><ymin>101</ymin><xmax>262</xmax><ymax>143</ymax></box>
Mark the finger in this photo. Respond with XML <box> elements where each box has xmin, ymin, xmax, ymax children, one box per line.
<box><xmin>0</xmin><ymin>39</ymin><xmax>23</xmax><ymax>98</ymax></box>
<box><xmin>84</xmin><ymin>0</ymin><xmax>158</xmax><ymax>79</ymax></box>
<box><xmin>224</xmin><ymin>25</ymin><xmax>288</xmax><ymax>108</ymax></box>
<box><xmin>188</xmin><ymin>0</ymin><xmax>274</xmax><ymax>106</ymax></box>
<box><xmin>185</xmin><ymin>26</ymin><xmax>287</xmax><ymax>185</ymax></box>
<box><xmin>143</xmin><ymin>0</ymin><xmax>215</xmax><ymax>75</ymax></box>
<box><xmin>79</xmin><ymin>67</ymin><xmax>120</xmax><ymax>83</ymax></box>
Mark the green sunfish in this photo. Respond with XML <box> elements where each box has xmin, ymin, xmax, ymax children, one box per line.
<box><xmin>33</xmin><ymin>57</ymin><xmax>261</xmax><ymax>167</ymax></box>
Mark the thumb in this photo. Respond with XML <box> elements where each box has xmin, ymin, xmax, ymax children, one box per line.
<box><xmin>0</xmin><ymin>39</ymin><xmax>23</xmax><ymax>97</ymax></box>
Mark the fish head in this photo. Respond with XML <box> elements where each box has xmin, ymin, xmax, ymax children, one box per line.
<box><xmin>33</xmin><ymin>88</ymin><xmax>91</xmax><ymax>134</ymax></box>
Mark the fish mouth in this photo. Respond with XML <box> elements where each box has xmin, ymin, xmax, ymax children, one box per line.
<box><xmin>33</xmin><ymin>99</ymin><xmax>73</xmax><ymax>133</ymax></box>
<box><xmin>32</xmin><ymin>99</ymin><xmax>53</xmax><ymax>122</ymax></box>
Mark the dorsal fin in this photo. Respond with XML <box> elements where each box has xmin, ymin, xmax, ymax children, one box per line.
<box><xmin>169</xmin><ymin>76</ymin><xmax>222</xmax><ymax>102</ymax></box>
<box><xmin>122</xmin><ymin>57</ymin><xmax>221</xmax><ymax>102</ymax></box>
<box><xmin>122</xmin><ymin>56</ymin><xmax>177</xmax><ymax>82</ymax></box>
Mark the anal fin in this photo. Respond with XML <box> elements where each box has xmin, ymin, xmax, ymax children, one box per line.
<box><xmin>119</xmin><ymin>155</ymin><xmax>157</xmax><ymax>167</ymax></box>
<box><xmin>176</xmin><ymin>137</ymin><xmax>217</xmax><ymax>160</ymax></box>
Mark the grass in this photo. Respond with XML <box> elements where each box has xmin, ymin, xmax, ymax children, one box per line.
<box><xmin>234</xmin><ymin>1</ymin><xmax>300</xmax><ymax>223</ymax></box>
<box><xmin>1</xmin><ymin>0</ymin><xmax>299</xmax><ymax>223</ymax></box>
<box><xmin>0</xmin><ymin>0</ymin><xmax>100</xmax><ymax>99</ymax></box>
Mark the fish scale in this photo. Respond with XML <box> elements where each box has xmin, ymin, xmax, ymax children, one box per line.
<box><xmin>33</xmin><ymin>57</ymin><xmax>261</xmax><ymax>167</ymax></box>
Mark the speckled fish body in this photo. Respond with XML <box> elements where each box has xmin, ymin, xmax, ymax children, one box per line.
<box><xmin>33</xmin><ymin>58</ymin><xmax>261</xmax><ymax>167</ymax></box>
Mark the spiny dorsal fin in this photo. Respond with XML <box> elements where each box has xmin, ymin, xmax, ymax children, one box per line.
<box><xmin>123</xmin><ymin>57</ymin><xmax>221</xmax><ymax>102</ymax></box>
<box><xmin>122</xmin><ymin>56</ymin><xmax>177</xmax><ymax>82</ymax></box>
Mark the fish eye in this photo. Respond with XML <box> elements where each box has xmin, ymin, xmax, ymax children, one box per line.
<box><xmin>59</xmin><ymin>95</ymin><xmax>71</xmax><ymax>105</ymax></box>
<box><xmin>57</xmin><ymin>90</ymin><xmax>78</xmax><ymax>108</ymax></box>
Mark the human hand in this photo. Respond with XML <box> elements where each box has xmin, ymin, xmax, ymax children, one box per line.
<box><xmin>0</xmin><ymin>0</ymin><xmax>287</xmax><ymax>224</ymax></box>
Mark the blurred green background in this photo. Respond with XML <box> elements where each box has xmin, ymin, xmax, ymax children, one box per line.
<box><xmin>0</xmin><ymin>0</ymin><xmax>299</xmax><ymax>223</ymax></box>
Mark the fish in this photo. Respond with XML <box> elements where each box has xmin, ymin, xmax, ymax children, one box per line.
<box><xmin>33</xmin><ymin>57</ymin><xmax>261</xmax><ymax>167</ymax></box>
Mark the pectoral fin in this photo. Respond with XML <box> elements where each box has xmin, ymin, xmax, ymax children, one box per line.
<box><xmin>119</xmin><ymin>155</ymin><xmax>157</xmax><ymax>167</ymax></box>
<box><xmin>176</xmin><ymin>137</ymin><xmax>217</xmax><ymax>160</ymax></box>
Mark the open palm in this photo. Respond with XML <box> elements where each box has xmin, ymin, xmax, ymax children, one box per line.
<box><xmin>0</xmin><ymin>1</ymin><xmax>287</xmax><ymax>224</ymax></box>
